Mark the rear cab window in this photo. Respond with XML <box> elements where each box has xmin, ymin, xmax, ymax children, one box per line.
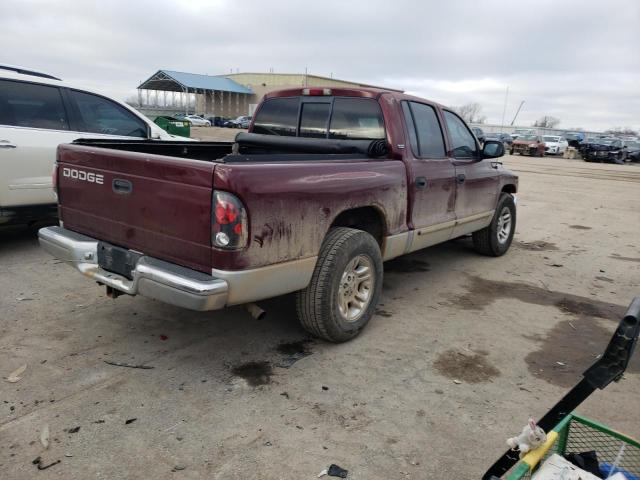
<box><xmin>252</xmin><ymin>96</ymin><xmax>385</xmax><ymax>140</ymax></box>
<box><xmin>0</xmin><ymin>79</ymin><xmax>69</xmax><ymax>130</ymax></box>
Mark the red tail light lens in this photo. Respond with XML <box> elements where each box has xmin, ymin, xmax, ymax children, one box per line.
<box><xmin>212</xmin><ymin>191</ymin><xmax>247</xmax><ymax>249</ymax></box>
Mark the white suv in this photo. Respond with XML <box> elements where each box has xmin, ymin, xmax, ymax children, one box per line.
<box><xmin>0</xmin><ymin>65</ymin><xmax>188</xmax><ymax>226</ymax></box>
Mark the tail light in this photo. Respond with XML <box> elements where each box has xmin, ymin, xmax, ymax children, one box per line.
<box><xmin>302</xmin><ymin>88</ymin><xmax>332</xmax><ymax>96</ymax></box>
<box><xmin>212</xmin><ymin>191</ymin><xmax>248</xmax><ymax>249</ymax></box>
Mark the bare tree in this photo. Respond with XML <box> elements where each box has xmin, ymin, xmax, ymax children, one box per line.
<box><xmin>124</xmin><ymin>95</ymin><xmax>141</xmax><ymax>108</ymax></box>
<box><xmin>452</xmin><ymin>102</ymin><xmax>486</xmax><ymax>124</ymax></box>
<box><xmin>533</xmin><ymin>116</ymin><xmax>560</xmax><ymax>128</ymax></box>
<box><xmin>605</xmin><ymin>126</ymin><xmax>638</xmax><ymax>136</ymax></box>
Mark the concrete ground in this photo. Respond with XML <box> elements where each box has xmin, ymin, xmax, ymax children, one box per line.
<box><xmin>1</xmin><ymin>154</ymin><xmax>639</xmax><ymax>479</ymax></box>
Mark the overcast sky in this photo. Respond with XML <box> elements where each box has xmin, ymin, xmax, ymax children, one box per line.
<box><xmin>2</xmin><ymin>0</ymin><xmax>639</xmax><ymax>131</ymax></box>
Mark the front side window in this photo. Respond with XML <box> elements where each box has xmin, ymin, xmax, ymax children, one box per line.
<box><xmin>329</xmin><ymin>98</ymin><xmax>385</xmax><ymax>140</ymax></box>
<box><xmin>299</xmin><ymin>102</ymin><xmax>331</xmax><ymax>138</ymax></box>
<box><xmin>402</xmin><ymin>101</ymin><xmax>445</xmax><ymax>157</ymax></box>
<box><xmin>252</xmin><ymin>97</ymin><xmax>299</xmax><ymax>136</ymax></box>
<box><xmin>0</xmin><ymin>79</ymin><xmax>69</xmax><ymax>130</ymax></box>
<box><xmin>69</xmin><ymin>90</ymin><xmax>147</xmax><ymax>137</ymax></box>
<box><xmin>443</xmin><ymin>110</ymin><xmax>478</xmax><ymax>159</ymax></box>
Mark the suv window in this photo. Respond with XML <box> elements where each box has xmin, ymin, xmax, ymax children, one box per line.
<box><xmin>69</xmin><ymin>90</ymin><xmax>147</xmax><ymax>137</ymax></box>
<box><xmin>329</xmin><ymin>98</ymin><xmax>385</xmax><ymax>140</ymax></box>
<box><xmin>299</xmin><ymin>102</ymin><xmax>331</xmax><ymax>138</ymax></box>
<box><xmin>402</xmin><ymin>101</ymin><xmax>445</xmax><ymax>157</ymax></box>
<box><xmin>443</xmin><ymin>110</ymin><xmax>477</xmax><ymax>158</ymax></box>
<box><xmin>252</xmin><ymin>97</ymin><xmax>299</xmax><ymax>136</ymax></box>
<box><xmin>0</xmin><ymin>79</ymin><xmax>69</xmax><ymax>130</ymax></box>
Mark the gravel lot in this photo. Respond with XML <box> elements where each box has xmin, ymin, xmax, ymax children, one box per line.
<box><xmin>1</xmin><ymin>151</ymin><xmax>639</xmax><ymax>479</ymax></box>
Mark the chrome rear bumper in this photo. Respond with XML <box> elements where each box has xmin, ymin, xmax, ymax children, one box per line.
<box><xmin>38</xmin><ymin>226</ymin><xmax>228</xmax><ymax>311</ymax></box>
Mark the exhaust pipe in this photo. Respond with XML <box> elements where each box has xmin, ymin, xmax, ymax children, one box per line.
<box><xmin>245</xmin><ymin>303</ymin><xmax>266</xmax><ymax>320</ymax></box>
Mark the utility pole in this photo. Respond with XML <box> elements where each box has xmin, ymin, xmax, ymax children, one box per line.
<box><xmin>510</xmin><ymin>100</ymin><xmax>525</xmax><ymax>126</ymax></box>
<box><xmin>500</xmin><ymin>86</ymin><xmax>509</xmax><ymax>129</ymax></box>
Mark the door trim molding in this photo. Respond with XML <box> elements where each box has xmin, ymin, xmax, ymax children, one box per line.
<box><xmin>381</xmin><ymin>210</ymin><xmax>494</xmax><ymax>260</ymax></box>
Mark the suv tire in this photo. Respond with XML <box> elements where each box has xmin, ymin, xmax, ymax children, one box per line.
<box><xmin>472</xmin><ymin>193</ymin><xmax>516</xmax><ymax>257</ymax></box>
<box><xmin>296</xmin><ymin>227</ymin><xmax>383</xmax><ymax>343</ymax></box>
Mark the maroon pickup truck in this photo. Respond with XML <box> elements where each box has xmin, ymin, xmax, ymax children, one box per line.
<box><xmin>39</xmin><ymin>87</ymin><xmax>518</xmax><ymax>342</ymax></box>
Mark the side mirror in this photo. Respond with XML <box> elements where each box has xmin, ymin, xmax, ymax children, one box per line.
<box><xmin>482</xmin><ymin>140</ymin><xmax>504</xmax><ymax>159</ymax></box>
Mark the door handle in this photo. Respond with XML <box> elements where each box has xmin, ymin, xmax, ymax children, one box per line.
<box><xmin>415</xmin><ymin>176</ymin><xmax>428</xmax><ymax>189</ymax></box>
<box><xmin>456</xmin><ymin>173</ymin><xmax>466</xmax><ymax>184</ymax></box>
<box><xmin>0</xmin><ymin>140</ymin><xmax>17</xmax><ymax>149</ymax></box>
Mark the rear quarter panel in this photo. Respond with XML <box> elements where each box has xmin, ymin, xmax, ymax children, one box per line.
<box><xmin>212</xmin><ymin>159</ymin><xmax>408</xmax><ymax>270</ymax></box>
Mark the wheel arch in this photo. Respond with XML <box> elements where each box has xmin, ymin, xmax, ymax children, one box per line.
<box><xmin>329</xmin><ymin>206</ymin><xmax>387</xmax><ymax>247</ymax></box>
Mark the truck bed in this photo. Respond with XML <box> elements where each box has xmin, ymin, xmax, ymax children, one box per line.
<box><xmin>57</xmin><ymin>137</ymin><xmax>403</xmax><ymax>275</ymax></box>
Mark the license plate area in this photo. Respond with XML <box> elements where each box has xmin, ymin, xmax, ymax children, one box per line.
<box><xmin>97</xmin><ymin>242</ymin><xmax>143</xmax><ymax>280</ymax></box>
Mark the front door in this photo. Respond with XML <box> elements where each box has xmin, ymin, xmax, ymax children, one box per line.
<box><xmin>401</xmin><ymin>101</ymin><xmax>456</xmax><ymax>251</ymax></box>
<box><xmin>442</xmin><ymin>110</ymin><xmax>499</xmax><ymax>236</ymax></box>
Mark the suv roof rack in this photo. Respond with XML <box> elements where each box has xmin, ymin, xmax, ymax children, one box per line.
<box><xmin>0</xmin><ymin>65</ymin><xmax>61</xmax><ymax>81</ymax></box>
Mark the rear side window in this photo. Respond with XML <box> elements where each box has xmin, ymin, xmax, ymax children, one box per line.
<box><xmin>252</xmin><ymin>97</ymin><xmax>299</xmax><ymax>136</ymax></box>
<box><xmin>329</xmin><ymin>98</ymin><xmax>385</xmax><ymax>140</ymax></box>
<box><xmin>299</xmin><ymin>102</ymin><xmax>331</xmax><ymax>138</ymax></box>
<box><xmin>443</xmin><ymin>110</ymin><xmax>478</xmax><ymax>159</ymax></box>
<box><xmin>402</xmin><ymin>101</ymin><xmax>445</xmax><ymax>157</ymax></box>
<box><xmin>0</xmin><ymin>79</ymin><xmax>69</xmax><ymax>130</ymax></box>
<box><xmin>69</xmin><ymin>90</ymin><xmax>147</xmax><ymax>138</ymax></box>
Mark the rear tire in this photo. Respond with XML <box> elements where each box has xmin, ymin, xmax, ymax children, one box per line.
<box><xmin>296</xmin><ymin>227</ymin><xmax>383</xmax><ymax>343</ymax></box>
<box><xmin>472</xmin><ymin>193</ymin><xmax>516</xmax><ymax>257</ymax></box>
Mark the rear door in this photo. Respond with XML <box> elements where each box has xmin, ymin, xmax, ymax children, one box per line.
<box><xmin>0</xmin><ymin>79</ymin><xmax>151</xmax><ymax>210</ymax></box>
<box><xmin>0</xmin><ymin>79</ymin><xmax>74</xmax><ymax>207</ymax></box>
<box><xmin>442</xmin><ymin>110</ymin><xmax>499</xmax><ymax>227</ymax></box>
<box><xmin>400</xmin><ymin>101</ymin><xmax>456</xmax><ymax>249</ymax></box>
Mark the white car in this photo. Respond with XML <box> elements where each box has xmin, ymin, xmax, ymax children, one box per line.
<box><xmin>0</xmin><ymin>65</ymin><xmax>189</xmax><ymax>226</ymax></box>
<box><xmin>542</xmin><ymin>135</ymin><xmax>569</xmax><ymax>155</ymax></box>
<box><xmin>183</xmin><ymin>114</ymin><xmax>211</xmax><ymax>127</ymax></box>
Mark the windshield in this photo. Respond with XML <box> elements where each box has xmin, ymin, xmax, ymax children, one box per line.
<box><xmin>520</xmin><ymin>134</ymin><xmax>538</xmax><ymax>141</ymax></box>
<box><xmin>543</xmin><ymin>136</ymin><xmax>559</xmax><ymax>142</ymax></box>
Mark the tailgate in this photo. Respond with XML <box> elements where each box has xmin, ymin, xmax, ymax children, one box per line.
<box><xmin>57</xmin><ymin>144</ymin><xmax>215</xmax><ymax>273</ymax></box>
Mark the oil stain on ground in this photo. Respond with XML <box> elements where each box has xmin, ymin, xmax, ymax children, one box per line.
<box><xmin>434</xmin><ymin>349</ymin><xmax>500</xmax><ymax>383</ymax></box>
<box><xmin>569</xmin><ymin>225</ymin><xmax>592</xmax><ymax>230</ymax></box>
<box><xmin>513</xmin><ymin>240</ymin><xmax>559</xmax><ymax>251</ymax></box>
<box><xmin>524</xmin><ymin>318</ymin><xmax>640</xmax><ymax>387</ymax></box>
<box><xmin>385</xmin><ymin>257</ymin><xmax>430</xmax><ymax>273</ymax></box>
<box><xmin>451</xmin><ymin>275</ymin><xmax>625</xmax><ymax>319</ymax></box>
<box><xmin>276</xmin><ymin>339</ymin><xmax>313</xmax><ymax>368</ymax></box>
<box><xmin>231</xmin><ymin>361</ymin><xmax>273</xmax><ymax>386</ymax></box>
<box><xmin>449</xmin><ymin>275</ymin><xmax>633</xmax><ymax>387</ymax></box>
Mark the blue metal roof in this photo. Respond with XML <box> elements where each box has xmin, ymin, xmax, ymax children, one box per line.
<box><xmin>139</xmin><ymin>70</ymin><xmax>253</xmax><ymax>94</ymax></box>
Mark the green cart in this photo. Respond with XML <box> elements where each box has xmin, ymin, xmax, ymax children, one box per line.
<box><xmin>507</xmin><ymin>413</ymin><xmax>640</xmax><ymax>479</ymax></box>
